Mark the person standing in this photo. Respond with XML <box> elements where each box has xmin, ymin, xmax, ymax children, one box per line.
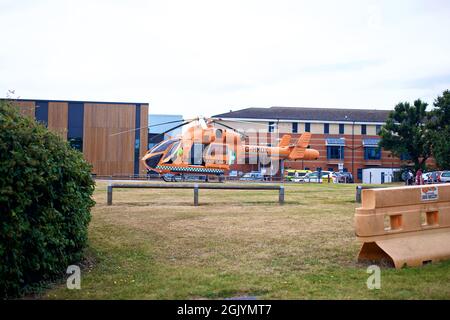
<box><xmin>416</xmin><ymin>168</ymin><xmax>423</xmax><ymax>185</ymax></box>
<box><xmin>431</xmin><ymin>171</ymin><xmax>438</xmax><ymax>184</ymax></box>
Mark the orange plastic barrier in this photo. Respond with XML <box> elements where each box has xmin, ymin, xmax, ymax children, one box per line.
<box><xmin>355</xmin><ymin>184</ymin><xmax>450</xmax><ymax>268</ymax></box>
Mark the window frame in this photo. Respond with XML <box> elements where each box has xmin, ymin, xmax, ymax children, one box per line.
<box><xmin>376</xmin><ymin>125</ymin><xmax>382</xmax><ymax>135</ymax></box>
<box><xmin>364</xmin><ymin>146</ymin><xmax>381</xmax><ymax>160</ymax></box>
<box><xmin>327</xmin><ymin>145</ymin><xmax>344</xmax><ymax>160</ymax></box>
<box><xmin>361</xmin><ymin>124</ymin><xmax>367</xmax><ymax>135</ymax></box>
<box><xmin>305</xmin><ymin>123</ymin><xmax>311</xmax><ymax>132</ymax></box>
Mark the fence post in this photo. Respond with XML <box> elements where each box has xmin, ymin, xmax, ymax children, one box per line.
<box><xmin>356</xmin><ymin>185</ymin><xmax>362</xmax><ymax>203</ymax></box>
<box><xmin>279</xmin><ymin>186</ymin><xmax>285</xmax><ymax>204</ymax></box>
<box><xmin>107</xmin><ymin>184</ymin><xmax>113</xmax><ymax>206</ymax></box>
<box><xmin>194</xmin><ymin>184</ymin><xmax>199</xmax><ymax>206</ymax></box>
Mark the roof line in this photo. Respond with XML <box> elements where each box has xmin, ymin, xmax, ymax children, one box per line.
<box><xmin>3</xmin><ymin>98</ymin><xmax>149</xmax><ymax>105</ymax></box>
<box><xmin>214</xmin><ymin>117</ymin><xmax>386</xmax><ymax>125</ymax></box>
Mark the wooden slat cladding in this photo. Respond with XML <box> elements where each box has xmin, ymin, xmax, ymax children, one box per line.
<box><xmin>12</xmin><ymin>101</ymin><xmax>35</xmax><ymax>118</ymax></box>
<box><xmin>48</xmin><ymin>102</ymin><xmax>68</xmax><ymax>139</ymax></box>
<box><xmin>139</xmin><ymin>104</ymin><xmax>149</xmax><ymax>174</ymax></box>
<box><xmin>83</xmin><ymin>103</ymin><xmax>136</xmax><ymax>176</ymax></box>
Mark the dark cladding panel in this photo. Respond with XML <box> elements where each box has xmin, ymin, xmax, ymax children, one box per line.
<box><xmin>35</xmin><ymin>101</ymin><xmax>48</xmax><ymax>126</ymax></box>
<box><xmin>134</xmin><ymin>104</ymin><xmax>141</xmax><ymax>175</ymax></box>
<box><xmin>68</xmin><ymin>102</ymin><xmax>84</xmax><ymax>152</ymax></box>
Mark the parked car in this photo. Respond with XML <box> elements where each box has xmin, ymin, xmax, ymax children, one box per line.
<box><xmin>227</xmin><ymin>170</ymin><xmax>243</xmax><ymax>181</ymax></box>
<box><xmin>423</xmin><ymin>171</ymin><xmax>442</xmax><ymax>184</ymax></box>
<box><xmin>240</xmin><ymin>171</ymin><xmax>264</xmax><ymax>181</ymax></box>
<box><xmin>286</xmin><ymin>169</ymin><xmax>311</xmax><ymax>182</ymax></box>
<box><xmin>303</xmin><ymin>171</ymin><xmax>337</xmax><ymax>183</ymax></box>
<box><xmin>440</xmin><ymin>171</ymin><xmax>450</xmax><ymax>183</ymax></box>
<box><xmin>422</xmin><ymin>172</ymin><xmax>431</xmax><ymax>184</ymax></box>
<box><xmin>335</xmin><ymin>172</ymin><xmax>354</xmax><ymax>183</ymax></box>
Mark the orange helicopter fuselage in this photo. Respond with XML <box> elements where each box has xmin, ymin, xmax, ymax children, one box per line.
<box><xmin>141</xmin><ymin>124</ymin><xmax>319</xmax><ymax>174</ymax></box>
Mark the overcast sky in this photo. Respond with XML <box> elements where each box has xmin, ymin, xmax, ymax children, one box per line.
<box><xmin>1</xmin><ymin>0</ymin><xmax>450</xmax><ymax>118</ymax></box>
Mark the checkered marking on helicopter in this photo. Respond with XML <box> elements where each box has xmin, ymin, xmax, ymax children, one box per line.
<box><xmin>156</xmin><ymin>165</ymin><xmax>224</xmax><ymax>174</ymax></box>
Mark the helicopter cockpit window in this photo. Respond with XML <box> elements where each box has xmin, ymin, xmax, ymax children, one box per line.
<box><xmin>162</xmin><ymin>140</ymin><xmax>182</xmax><ymax>162</ymax></box>
<box><xmin>150</xmin><ymin>139</ymin><xmax>178</xmax><ymax>154</ymax></box>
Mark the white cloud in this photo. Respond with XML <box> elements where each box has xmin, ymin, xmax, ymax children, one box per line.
<box><xmin>1</xmin><ymin>0</ymin><xmax>449</xmax><ymax>118</ymax></box>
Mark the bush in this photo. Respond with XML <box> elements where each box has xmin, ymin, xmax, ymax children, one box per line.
<box><xmin>0</xmin><ymin>100</ymin><xmax>95</xmax><ymax>298</ymax></box>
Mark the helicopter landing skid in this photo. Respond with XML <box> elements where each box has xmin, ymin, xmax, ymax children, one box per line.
<box><xmin>161</xmin><ymin>173</ymin><xmax>224</xmax><ymax>183</ymax></box>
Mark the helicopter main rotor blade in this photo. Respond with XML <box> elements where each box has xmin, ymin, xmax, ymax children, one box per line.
<box><xmin>149</xmin><ymin>118</ymin><xmax>196</xmax><ymax>128</ymax></box>
<box><xmin>148</xmin><ymin>119</ymin><xmax>197</xmax><ymax>143</ymax></box>
<box><xmin>110</xmin><ymin>118</ymin><xmax>196</xmax><ymax>137</ymax></box>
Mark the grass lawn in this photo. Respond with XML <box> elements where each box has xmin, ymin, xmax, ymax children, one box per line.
<box><xmin>41</xmin><ymin>181</ymin><xmax>450</xmax><ymax>299</ymax></box>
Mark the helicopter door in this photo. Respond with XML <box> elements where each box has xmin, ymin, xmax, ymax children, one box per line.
<box><xmin>190</xmin><ymin>143</ymin><xmax>204</xmax><ymax>165</ymax></box>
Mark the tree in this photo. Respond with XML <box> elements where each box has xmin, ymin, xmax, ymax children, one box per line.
<box><xmin>429</xmin><ymin>90</ymin><xmax>450</xmax><ymax>169</ymax></box>
<box><xmin>0</xmin><ymin>99</ymin><xmax>95</xmax><ymax>297</ymax></box>
<box><xmin>379</xmin><ymin>99</ymin><xmax>432</xmax><ymax>171</ymax></box>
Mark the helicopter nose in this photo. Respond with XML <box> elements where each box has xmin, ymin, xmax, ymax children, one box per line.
<box><xmin>304</xmin><ymin>149</ymin><xmax>319</xmax><ymax>160</ymax></box>
<box><xmin>142</xmin><ymin>153</ymin><xmax>163</xmax><ymax>170</ymax></box>
<box><xmin>313</xmin><ymin>149</ymin><xmax>319</xmax><ymax>160</ymax></box>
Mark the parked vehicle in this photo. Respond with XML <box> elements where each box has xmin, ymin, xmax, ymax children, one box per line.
<box><xmin>303</xmin><ymin>171</ymin><xmax>337</xmax><ymax>183</ymax></box>
<box><xmin>228</xmin><ymin>170</ymin><xmax>243</xmax><ymax>181</ymax></box>
<box><xmin>286</xmin><ymin>169</ymin><xmax>311</xmax><ymax>182</ymax></box>
<box><xmin>240</xmin><ymin>171</ymin><xmax>264</xmax><ymax>181</ymax></box>
<box><xmin>335</xmin><ymin>172</ymin><xmax>354</xmax><ymax>183</ymax></box>
<box><xmin>440</xmin><ymin>171</ymin><xmax>450</xmax><ymax>183</ymax></box>
<box><xmin>422</xmin><ymin>171</ymin><xmax>442</xmax><ymax>184</ymax></box>
<box><xmin>422</xmin><ymin>172</ymin><xmax>432</xmax><ymax>184</ymax></box>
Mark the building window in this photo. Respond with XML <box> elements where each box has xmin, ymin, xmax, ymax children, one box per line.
<box><xmin>339</xmin><ymin>124</ymin><xmax>345</xmax><ymax>134</ymax></box>
<box><xmin>361</xmin><ymin>124</ymin><xmax>367</xmax><ymax>135</ymax></box>
<box><xmin>68</xmin><ymin>102</ymin><xmax>84</xmax><ymax>152</ymax></box>
<box><xmin>327</xmin><ymin>146</ymin><xmax>344</xmax><ymax>160</ymax></box>
<box><xmin>328</xmin><ymin>167</ymin><xmax>334</xmax><ymax>172</ymax></box>
<box><xmin>35</xmin><ymin>101</ymin><xmax>48</xmax><ymax>126</ymax></box>
<box><xmin>364</xmin><ymin>147</ymin><xmax>381</xmax><ymax>160</ymax></box>
<box><xmin>376</xmin><ymin>125</ymin><xmax>382</xmax><ymax>135</ymax></box>
<box><xmin>268</xmin><ymin>121</ymin><xmax>275</xmax><ymax>133</ymax></box>
<box><xmin>324</xmin><ymin>123</ymin><xmax>329</xmax><ymax>134</ymax></box>
<box><xmin>357</xmin><ymin>168</ymin><xmax>363</xmax><ymax>180</ymax></box>
<box><xmin>292</xmin><ymin>122</ymin><xmax>298</xmax><ymax>133</ymax></box>
<box><xmin>305</xmin><ymin>123</ymin><xmax>311</xmax><ymax>132</ymax></box>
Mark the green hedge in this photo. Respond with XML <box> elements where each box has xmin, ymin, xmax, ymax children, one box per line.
<box><xmin>0</xmin><ymin>100</ymin><xmax>95</xmax><ymax>298</ymax></box>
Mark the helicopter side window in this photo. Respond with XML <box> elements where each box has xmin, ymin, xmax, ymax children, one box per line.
<box><xmin>190</xmin><ymin>143</ymin><xmax>204</xmax><ymax>165</ymax></box>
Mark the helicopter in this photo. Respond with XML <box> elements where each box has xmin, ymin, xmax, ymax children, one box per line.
<box><xmin>138</xmin><ymin>117</ymin><xmax>319</xmax><ymax>182</ymax></box>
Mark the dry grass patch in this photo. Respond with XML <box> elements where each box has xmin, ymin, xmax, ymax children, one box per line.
<box><xmin>42</xmin><ymin>181</ymin><xmax>450</xmax><ymax>299</ymax></box>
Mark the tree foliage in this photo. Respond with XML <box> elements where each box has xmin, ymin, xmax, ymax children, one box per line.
<box><xmin>0</xmin><ymin>100</ymin><xmax>95</xmax><ymax>298</ymax></box>
<box><xmin>379</xmin><ymin>99</ymin><xmax>432</xmax><ymax>171</ymax></box>
<box><xmin>428</xmin><ymin>90</ymin><xmax>450</xmax><ymax>169</ymax></box>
